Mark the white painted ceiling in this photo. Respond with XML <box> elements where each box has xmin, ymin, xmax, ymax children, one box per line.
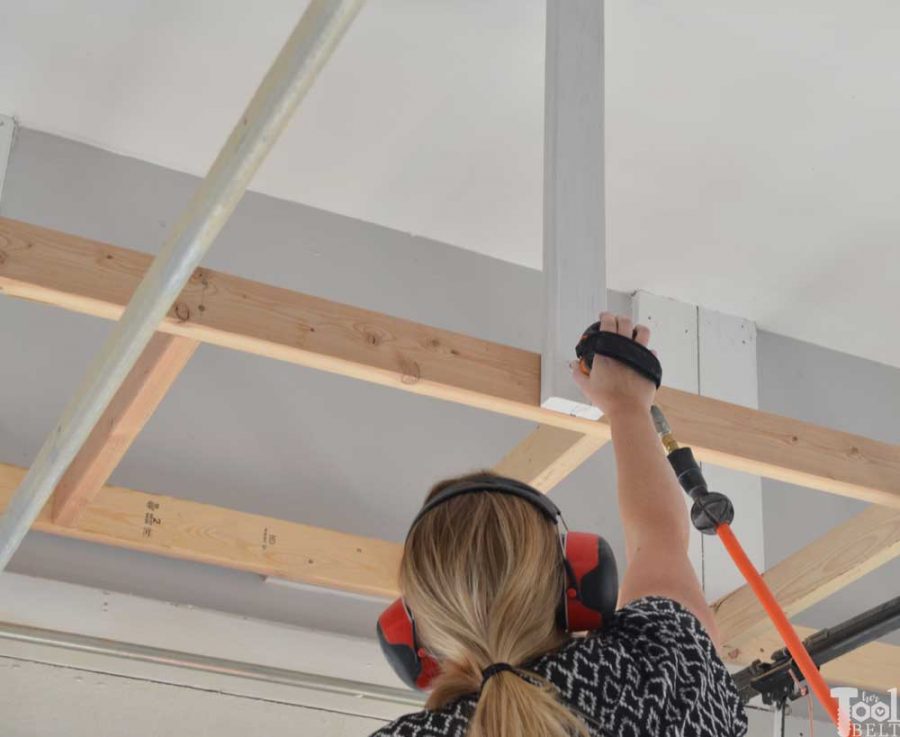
<box><xmin>1</xmin><ymin>1</ymin><xmax>899</xmax><ymax>365</ymax></box>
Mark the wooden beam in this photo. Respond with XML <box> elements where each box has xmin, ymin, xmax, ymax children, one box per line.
<box><xmin>715</xmin><ymin>504</ymin><xmax>900</xmax><ymax>650</ymax></box>
<box><xmin>4</xmin><ymin>459</ymin><xmax>893</xmax><ymax>693</ymax></box>
<box><xmin>2</xmin><ymin>217</ymin><xmax>900</xmax><ymax>507</ymax></box>
<box><xmin>52</xmin><ymin>334</ymin><xmax>198</xmax><ymax>526</ymax></box>
<box><xmin>0</xmin><ymin>217</ymin><xmax>567</xmax><ymax>427</ymax></box>
<box><xmin>654</xmin><ymin>387</ymin><xmax>900</xmax><ymax>508</ymax></box>
<box><xmin>493</xmin><ymin>426</ymin><xmax>605</xmax><ymax>492</ymax></box>
<box><xmin>541</xmin><ymin>0</ymin><xmax>605</xmax><ymax>418</ymax></box>
<box><xmin>725</xmin><ymin>625</ymin><xmax>900</xmax><ymax>695</ymax></box>
<box><xmin>0</xmin><ymin>463</ymin><xmax>401</xmax><ymax>598</ymax></box>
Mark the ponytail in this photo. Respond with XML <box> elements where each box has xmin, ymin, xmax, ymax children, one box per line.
<box><xmin>400</xmin><ymin>472</ymin><xmax>591</xmax><ymax>737</ymax></box>
<box><xmin>472</xmin><ymin>668</ymin><xmax>590</xmax><ymax>737</ymax></box>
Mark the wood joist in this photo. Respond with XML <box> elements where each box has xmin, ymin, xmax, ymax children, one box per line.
<box><xmin>1</xmin><ymin>461</ymin><xmax>896</xmax><ymax>692</ymax></box>
<box><xmin>2</xmin><ymin>217</ymin><xmax>899</xmax><ymax>508</ymax></box>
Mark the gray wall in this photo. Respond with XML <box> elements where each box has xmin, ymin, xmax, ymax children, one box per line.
<box><xmin>1</xmin><ymin>657</ymin><xmax>386</xmax><ymax>737</ymax></box>
<box><xmin>758</xmin><ymin>330</ymin><xmax>900</xmax><ymax>643</ymax></box>
<box><xmin>0</xmin><ymin>128</ymin><xmax>627</xmax><ymax>636</ymax></box>
<box><xmin>1</xmin><ymin>128</ymin><xmax>896</xmax><ymax>654</ymax></box>
<box><xmin>0</xmin><ymin>655</ymin><xmax>812</xmax><ymax>737</ymax></box>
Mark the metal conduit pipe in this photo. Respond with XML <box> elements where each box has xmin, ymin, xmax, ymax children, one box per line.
<box><xmin>0</xmin><ymin>0</ymin><xmax>366</xmax><ymax>569</ymax></box>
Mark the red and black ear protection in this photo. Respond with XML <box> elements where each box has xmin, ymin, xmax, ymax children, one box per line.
<box><xmin>376</xmin><ymin>478</ymin><xmax>618</xmax><ymax>690</ymax></box>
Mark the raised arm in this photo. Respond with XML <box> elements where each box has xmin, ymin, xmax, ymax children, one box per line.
<box><xmin>572</xmin><ymin>312</ymin><xmax>719</xmax><ymax>644</ymax></box>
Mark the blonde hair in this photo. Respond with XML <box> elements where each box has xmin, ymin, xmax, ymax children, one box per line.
<box><xmin>399</xmin><ymin>472</ymin><xmax>591</xmax><ymax>737</ymax></box>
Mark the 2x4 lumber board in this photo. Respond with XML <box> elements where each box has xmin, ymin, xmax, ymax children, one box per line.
<box><xmin>725</xmin><ymin>625</ymin><xmax>900</xmax><ymax>695</ymax></box>
<box><xmin>654</xmin><ymin>386</ymin><xmax>900</xmax><ymax>508</ymax></box>
<box><xmin>2</xmin><ymin>217</ymin><xmax>900</xmax><ymax>507</ymax></box>
<box><xmin>541</xmin><ymin>0</ymin><xmax>605</xmax><ymax>416</ymax></box>
<box><xmin>1</xmin><ymin>459</ymin><xmax>894</xmax><ymax>694</ymax></box>
<box><xmin>0</xmin><ymin>217</ymin><xmax>562</xmax><ymax>428</ymax></box>
<box><xmin>52</xmin><ymin>334</ymin><xmax>199</xmax><ymax>526</ymax></box>
<box><xmin>493</xmin><ymin>426</ymin><xmax>605</xmax><ymax>492</ymax></box>
<box><xmin>714</xmin><ymin>505</ymin><xmax>900</xmax><ymax>650</ymax></box>
<box><xmin>0</xmin><ymin>463</ymin><xmax>401</xmax><ymax>598</ymax></box>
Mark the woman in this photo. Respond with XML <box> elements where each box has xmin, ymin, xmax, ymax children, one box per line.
<box><xmin>371</xmin><ymin>312</ymin><xmax>748</xmax><ymax>737</ymax></box>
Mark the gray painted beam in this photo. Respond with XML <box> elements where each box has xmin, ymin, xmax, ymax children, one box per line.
<box><xmin>542</xmin><ymin>0</ymin><xmax>606</xmax><ymax>419</ymax></box>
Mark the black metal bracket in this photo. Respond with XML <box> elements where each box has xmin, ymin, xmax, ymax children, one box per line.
<box><xmin>733</xmin><ymin>596</ymin><xmax>900</xmax><ymax>706</ymax></box>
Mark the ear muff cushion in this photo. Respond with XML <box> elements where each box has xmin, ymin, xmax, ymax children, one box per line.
<box><xmin>377</xmin><ymin>599</ymin><xmax>441</xmax><ymax>690</ymax></box>
<box><xmin>564</xmin><ymin>532</ymin><xmax>619</xmax><ymax>632</ymax></box>
<box><xmin>416</xmin><ymin>651</ymin><xmax>441</xmax><ymax>690</ymax></box>
<box><xmin>579</xmin><ymin>536</ymin><xmax>618</xmax><ymax>621</ymax></box>
<box><xmin>377</xmin><ymin>599</ymin><xmax>422</xmax><ymax>689</ymax></box>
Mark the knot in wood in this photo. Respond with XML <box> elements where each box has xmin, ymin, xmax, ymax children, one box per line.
<box><xmin>399</xmin><ymin>358</ymin><xmax>421</xmax><ymax>385</ymax></box>
<box><xmin>174</xmin><ymin>302</ymin><xmax>191</xmax><ymax>322</ymax></box>
<box><xmin>190</xmin><ymin>268</ymin><xmax>210</xmax><ymax>287</ymax></box>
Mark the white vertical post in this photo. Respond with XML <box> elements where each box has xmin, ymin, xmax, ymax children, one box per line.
<box><xmin>697</xmin><ymin>308</ymin><xmax>765</xmax><ymax>600</ymax></box>
<box><xmin>541</xmin><ymin>0</ymin><xmax>606</xmax><ymax>420</ymax></box>
<box><xmin>0</xmin><ymin>0</ymin><xmax>366</xmax><ymax>570</ymax></box>
<box><xmin>0</xmin><ymin>114</ymin><xmax>16</xmax><ymax>205</ymax></box>
<box><xmin>772</xmin><ymin>703</ymin><xmax>786</xmax><ymax>737</ymax></box>
<box><xmin>633</xmin><ymin>291</ymin><xmax>704</xmax><ymax>577</ymax></box>
<box><xmin>633</xmin><ymin>291</ymin><xmax>765</xmax><ymax>597</ymax></box>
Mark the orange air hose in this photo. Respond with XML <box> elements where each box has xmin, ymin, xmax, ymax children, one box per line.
<box><xmin>649</xmin><ymin>404</ymin><xmax>849</xmax><ymax>735</ymax></box>
<box><xmin>716</xmin><ymin>522</ymin><xmax>846</xmax><ymax>736</ymax></box>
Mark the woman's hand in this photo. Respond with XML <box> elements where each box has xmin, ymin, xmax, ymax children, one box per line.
<box><xmin>571</xmin><ymin>312</ymin><xmax>657</xmax><ymax>419</ymax></box>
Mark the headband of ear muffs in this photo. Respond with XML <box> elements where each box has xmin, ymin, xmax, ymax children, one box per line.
<box><xmin>376</xmin><ymin>478</ymin><xmax>618</xmax><ymax>690</ymax></box>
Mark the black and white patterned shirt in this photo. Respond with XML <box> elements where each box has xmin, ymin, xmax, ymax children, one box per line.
<box><xmin>371</xmin><ymin>597</ymin><xmax>748</xmax><ymax>737</ymax></box>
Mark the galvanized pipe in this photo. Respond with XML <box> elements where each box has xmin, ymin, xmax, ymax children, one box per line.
<box><xmin>0</xmin><ymin>0</ymin><xmax>365</xmax><ymax>568</ymax></box>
